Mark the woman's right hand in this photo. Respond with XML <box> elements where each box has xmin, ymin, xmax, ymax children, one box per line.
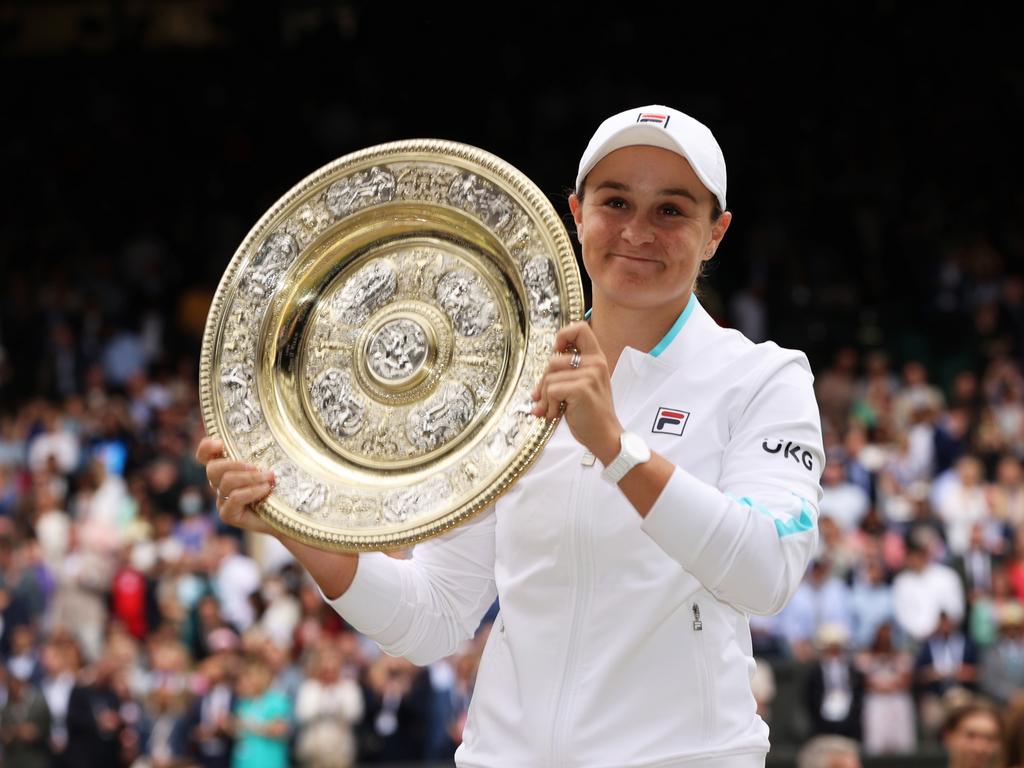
<box><xmin>196</xmin><ymin>436</ymin><xmax>277</xmax><ymax>537</ymax></box>
<box><xmin>196</xmin><ymin>435</ymin><xmax>360</xmax><ymax>599</ymax></box>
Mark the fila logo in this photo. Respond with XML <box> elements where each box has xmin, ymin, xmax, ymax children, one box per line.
<box><xmin>637</xmin><ymin>112</ymin><xmax>670</xmax><ymax>128</ymax></box>
<box><xmin>652</xmin><ymin>407</ymin><xmax>689</xmax><ymax>436</ymax></box>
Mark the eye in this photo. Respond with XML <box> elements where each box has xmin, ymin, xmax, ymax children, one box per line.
<box><xmin>660</xmin><ymin>205</ymin><xmax>683</xmax><ymax>217</ymax></box>
<box><xmin>602</xmin><ymin>197</ymin><xmax>628</xmax><ymax>209</ymax></box>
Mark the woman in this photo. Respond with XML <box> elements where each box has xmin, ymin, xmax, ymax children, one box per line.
<box><xmin>294</xmin><ymin>641</ymin><xmax>363</xmax><ymax>768</ymax></box>
<box><xmin>198</xmin><ymin>104</ymin><xmax>825</xmax><ymax>767</ymax></box>
<box><xmin>229</xmin><ymin>658</ymin><xmax>291</xmax><ymax>768</ymax></box>
<box><xmin>856</xmin><ymin>622</ymin><xmax>915</xmax><ymax>755</ymax></box>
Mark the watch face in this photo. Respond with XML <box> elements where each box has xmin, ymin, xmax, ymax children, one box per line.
<box><xmin>621</xmin><ymin>432</ymin><xmax>651</xmax><ymax>462</ymax></box>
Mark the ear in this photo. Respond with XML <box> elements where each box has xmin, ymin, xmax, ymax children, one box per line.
<box><xmin>704</xmin><ymin>210</ymin><xmax>732</xmax><ymax>261</ymax></box>
<box><xmin>568</xmin><ymin>193</ymin><xmax>583</xmax><ymax>234</ymax></box>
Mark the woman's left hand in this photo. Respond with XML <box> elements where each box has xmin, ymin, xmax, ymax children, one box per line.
<box><xmin>531</xmin><ymin>321</ymin><xmax>622</xmax><ymax>463</ymax></box>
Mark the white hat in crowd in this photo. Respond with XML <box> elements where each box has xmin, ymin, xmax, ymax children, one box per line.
<box><xmin>575</xmin><ymin>104</ymin><xmax>728</xmax><ymax>211</ymax></box>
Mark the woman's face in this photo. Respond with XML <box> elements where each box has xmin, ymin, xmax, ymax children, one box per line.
<box><xmin>570</xmin><ymin>145</ymin><xmax>730</xmax><ymax>315</ymax></box>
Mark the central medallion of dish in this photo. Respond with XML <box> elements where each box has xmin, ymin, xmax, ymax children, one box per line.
<box><xmin>300</xmin><ymin>246</ymin><xmax>509</xmax><ymax>469</ymax></box>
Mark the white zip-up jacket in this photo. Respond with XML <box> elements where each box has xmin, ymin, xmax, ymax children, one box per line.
<box><xmin>324</xmin><ymin>295</ymin><xmax>825</xmax><ymax>767</ymax></box>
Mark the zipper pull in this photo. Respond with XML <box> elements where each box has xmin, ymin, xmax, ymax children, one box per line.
<box><xmin>692</xmin><ymin>603</ymin><xmax>703</xmax><ymax>631</ymax></box>
<box><xmin>581</xmin><ymin>451</ymin><xmax>596</xmax><ymax>467</ymax></box>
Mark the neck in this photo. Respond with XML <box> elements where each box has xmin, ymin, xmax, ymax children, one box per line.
<box><xmin>589</xmin><ymin>293</ymin><xmax>693</xmax><ymax>370</ymax></box>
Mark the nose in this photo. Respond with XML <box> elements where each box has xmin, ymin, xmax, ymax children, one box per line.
<box><xmin>620</xmin><ymin>212</ymin><xmax>655</xmax><ymax>246</ymax></box>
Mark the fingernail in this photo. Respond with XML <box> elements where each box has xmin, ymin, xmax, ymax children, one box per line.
<box><xmin>263</xmin><ymin>471</ymin><xmax>275</xmax><ymax>483</ymax></box>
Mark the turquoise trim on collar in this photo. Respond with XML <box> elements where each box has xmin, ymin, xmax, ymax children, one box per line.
<box><xmin>649</xmin><ymin>293</ymin><xmax>697</xmax><ymax>358</ymax></box>
<box><xmin>581</xmin><ymin>294</ymin><xmax>695</xmax><ymax>357</ymax></box>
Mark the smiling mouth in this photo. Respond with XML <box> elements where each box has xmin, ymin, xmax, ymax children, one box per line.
<box><xmin>611</xmin><ymin>253</ymin><xmax>659</xmax><ymax>264</ymax></box>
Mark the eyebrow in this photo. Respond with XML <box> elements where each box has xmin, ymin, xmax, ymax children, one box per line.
<box><xmin>593</xmin><ymin>180</ymin><xmax>699</xmax><ymax>204</ymax></box>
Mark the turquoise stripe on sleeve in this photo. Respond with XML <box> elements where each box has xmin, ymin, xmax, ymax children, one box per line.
<box><xmin>730</xmin><ymin>494</ymin><xmax>816</xmax><ymax>539</ymax></box>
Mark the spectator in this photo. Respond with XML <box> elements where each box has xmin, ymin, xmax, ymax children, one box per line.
<box><xmin>894</xmin><ymin>361</ymin><xmax>945</xmax><ymax>429</ymax></box>
<box><xmin>941</xmin><ymin>699</ymin><xmax>1004</xmax><ymax>768</ymax></box>
<box><xmin>26</xmin><ymin>405</ymin><xmax>79</xmax><ymax>476</ymax></box>
<box><xmin>818</xmin><ymin>515</ymin><xmax>861</xmax><ymax>579</ymax></box>
<box><xmin>990</xmin><ymin>454</ymin><xmax>1024</xmax><ymax>529</ymax></box>
<box><xmin>937</xmin><ymin>456</ymin><xmax>995</xmax><ymax>556</ymax></box>
<box><xmin>230</xmin><ymin>658</ymin><xmax>291</xmax><ymax>768</ymax></box>
<box><xmin>0</xmin><ymin>662</ymin><xmax>51</xmax><ymax>768</ymax></box>
<box><xmin>815</xmin><ymin>347</ymin><xmax>859</xmax><ymax>437</ymax></box>
<box><xmin>5</xmin><ymin>625</ymin><xmax>42</xmax><ymax>684</ymax></box>
<box><xmin>49</xmin><ymin>528</ymin><xmax>112</xmax><ymax>662</ymax></box>
<box><xmin>849</xmin><ymin>556</ymin><xmax>894</xmax><ymax>650</ymax></box>
<box><xmin>133</xmin><ymin>680</ymin><xmax>192</xmax><ymax>768</ymax></box>
<box><xmin>892</xmin><ymin>540</ymin><xmax>965</xmax><ymax>641</ymax></box>
<box><xmin>916</xmin><ymin>613</ymin><xmax>980</xmax><ymax>734</ymax></box>
<box><xmin>819</xmin><ymin>460</ymin><xmax>870</xmax><ymax>533</ymax></box>
<box><xmin>780</xmin><ymin>559</ymin><xmax>853</xmax><ymax>662</ymax></box>
<box><xmin>969</xmin><ymin>565</ymin><xmax>1020</xmax><ymax>648</ymax></box>
<box><xmin>39</xmin><ymin>634</ymin><xmax>79</xmax><ymax>758</ymax></box>
<box><xmin>979</xmin><ymin>601</ymin><xmax>1024</xmax><ymax>705</ymax></box>
<box><xmin>804</xmin><ymin>623</ymin><xmax>864</xmax><ymax>741</ymax></box>
<box><xmin>295</xmin><ymin>641</ymin><xmax>363</xmax><ymax>768</ymax></box>
<box><xmin>212</xmin><ymin>534</ymin><xmax>261</xmax><ymax>634</ymax></box>
<box><xmin>795</xmin><ymin>734</ymin><xmax>862</xmax><ymax>768</ymax></box>
<box><xmin>358</xmin><ymin>654</ymin><xmax>431</xmax><ymax>762</ymax></box>
<box><xmin>65</xmin><ymin>654</ymin><xmax>124</xmax><ymax>768</ymax></box>
<box><xmin>257</xmin><ymin>573</ymin><xmax>301</xmax><ymax>653</ymax></box>
<box><xmin>954</xmin><ymin>522</ymin><xmax>1005</xmax><ymax>602</ymax></box>
<box><xmin>186</xmin><ymin>644</ymin><xmax>237</xmax><ymax>768</ymax></box>
<box><xmin>856</xmin><ymin>622</ymin><xmax>916</xmax><ymax>755</ymax></box>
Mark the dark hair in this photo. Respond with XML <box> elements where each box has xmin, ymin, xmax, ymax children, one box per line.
<box><xmin>941</xmin><ymin>699</ymin><xmax>1003</xmax><ymax>741</ymax></box>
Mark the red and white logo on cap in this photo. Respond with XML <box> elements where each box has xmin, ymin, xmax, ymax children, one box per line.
<box><xmin>637</xmin><ymin>112</ymin><xmax>671</xmax><ymax>127</ymax></box>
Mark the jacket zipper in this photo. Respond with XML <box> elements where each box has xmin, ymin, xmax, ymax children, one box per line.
<box><xmin>549</xmin><ymin>458</ymin><xmax>595</xmax><ymax>766</ymax></box>
<box><xmin>692</xmin><ymin>601</ymin><xmax>713</xmax><ymax>745</ymax></box>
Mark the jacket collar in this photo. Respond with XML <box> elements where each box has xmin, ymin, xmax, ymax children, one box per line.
<box><xmin>584</xmin><ymin>292</ymin><xmax>711</xmax><ymax>371</ymax></box>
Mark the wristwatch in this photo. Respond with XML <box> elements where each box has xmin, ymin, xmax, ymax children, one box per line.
<box><xmin>601</xmin><ymin>432</ymin><xmax>651</xmax><ymax>484</ymax></box>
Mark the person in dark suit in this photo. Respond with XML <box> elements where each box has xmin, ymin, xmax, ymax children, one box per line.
<box><xmin>185</xmin><ymin>642</ymin><xmax>238</xmax><ymax>768</ymax></box>
<box><xmin>953</xmin><ymin>523</ymin><xmax>1005</xmax><ymax>601</ymax></box>
<box><xmin>1</xmin><ymin>663</ymin><xmax>52</xmax><ymax>768</ymax></box>
<box><xmin>64</xmin><ymin>656</ymin><xmax>123</xmax><ymax>768</ymax></box>
<box><xmin>805</xmin><ymin>623</ymin><xmax>865</xmax><ymax>741</ymax></box>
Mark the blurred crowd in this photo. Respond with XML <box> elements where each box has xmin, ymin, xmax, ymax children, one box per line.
<box><xmin>0</xmin><ymin>259</ymin><xmax>489</xmax><ymax>767</ymax></box>
<box><xmin>749</xmin><ymin>266</ymin><xmax>1024</xmax><ymax>767</ymax></box>
<box><xmin>4</xmin><ymin>255</ymin><xmax>1024</xmax><ymax>768</ymax></box>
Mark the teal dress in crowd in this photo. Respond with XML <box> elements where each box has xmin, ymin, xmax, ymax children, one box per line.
<box><xmin>232</xmin><ymin>689</ymin><xmax>292</xmax><ymax>768</ymax></box>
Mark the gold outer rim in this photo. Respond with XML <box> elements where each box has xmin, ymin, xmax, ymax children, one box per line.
<box><xmin>199</xmin><ymin>139</ymin><xmax>583</xmax><ymax>552</ymax></box>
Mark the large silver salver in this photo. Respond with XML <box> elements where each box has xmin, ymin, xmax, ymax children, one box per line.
<box><xmin>199</xmin><ymin>140</ymin><xmax>583</xmax><ymax>551</ymax></box>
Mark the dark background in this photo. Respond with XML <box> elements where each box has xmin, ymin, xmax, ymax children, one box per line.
<box><xmin>3</xmin><ymin>1</ymin><xmax>1022</xmax><ymax>405</ymax></box>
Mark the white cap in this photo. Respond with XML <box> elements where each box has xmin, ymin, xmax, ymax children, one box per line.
<box><xmin>575</xmin><ymin>104</ymin><xmax>727</xmax><ymax>211</ymax></box>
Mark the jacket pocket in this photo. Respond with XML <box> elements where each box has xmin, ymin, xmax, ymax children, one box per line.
<box><xmin>691</xmin><ymin>601</ymin><xmax>715</xmax><ymax>745</ymax></box>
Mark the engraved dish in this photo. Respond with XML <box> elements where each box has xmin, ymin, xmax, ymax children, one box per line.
<box><xmin>200</xmin><ymin>140</ymin><xmax>583</xmax><ymax>551</ymax></box>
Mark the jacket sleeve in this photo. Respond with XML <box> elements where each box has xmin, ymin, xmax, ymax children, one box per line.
<box><xmin>321</xmin><ymin>506</ymin><xmax>498</xmax><ymax>666</ymax></box>
<box><xmin>640</xmin><ymin>353</ymin><xmax>824</xmax><ymax>615</ymax></box>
